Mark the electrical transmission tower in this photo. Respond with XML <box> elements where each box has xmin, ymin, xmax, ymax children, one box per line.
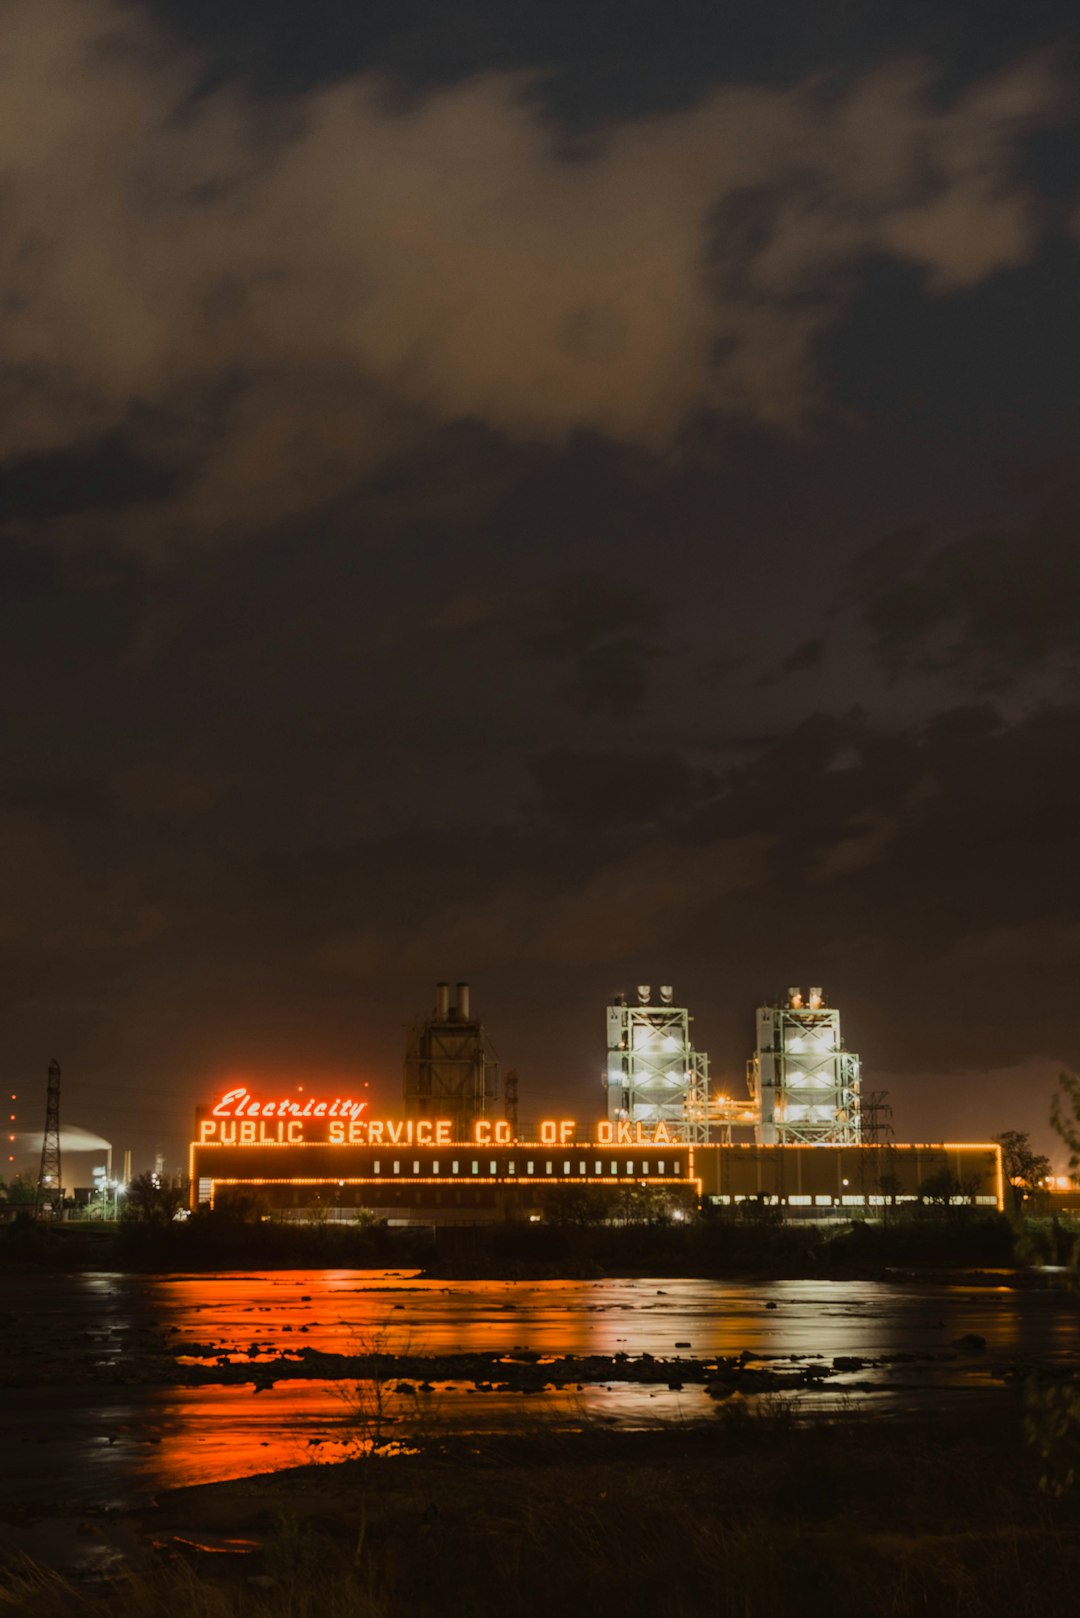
<box><xmin>862</xmin><ymin>1090</ymin><xmax>894</xmax><ymax>1144</ymax></box>
<box><xmin>35</xmin><ymin>1060</ymin><xmax>62</xmax><ymax>1216</ymax></box>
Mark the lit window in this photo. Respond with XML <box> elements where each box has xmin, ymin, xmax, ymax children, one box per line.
<box><xmin>673</xmin><ymin>1160</ymin><xmax>681</xmax><ymax>1175</ymax></box>
<box><xmin>508</xmin><ymin>1161</ymin><xmax>516</xmax><ymax>1175</ymax></box>
<box><xmin>594</xmin><ymin>1160</ymin><xmax>602</xmax><ymax>1175</ymax></box>
<box><xmin>658</xmin><ymin>1160</ymin><xmax>665</xmax><ymax>1174</ymax></box>
<box><xmin>413</xmin><ymin>1161</ymin><xmax>420</xmax><ymax>1174</ymax></box>
<box><xmin>578</xmin><ymin>1160</ymin><xmax>586</xmax><ymax>1175</ymax></box>
<box><xmin>626</xmin><ymin>1161</ymin><xmax>634</xmax><ymax>1175</ymax></box>
<box><xmin>471</xmin><ymin>1160</ymin><xmax>479</xmax><ymax>1175</ymax></box>
<box><xmin>452</xmin><ymin>1160</ymin><xmax>459</xmax><ymax>1174</ymax></box>
<box><xmin>641</xmin><ymin>1161</ymin><xmax>650</xmax><ymax>1174</ymax></box>
<box><xmin>814</xmin><ymin>1195</ymin><xmax>832</xmax><ymax>1206</ymax></box>
<box><xmin>489</xmin><ymin>1160</ymin><xmax>497</xmax><ymax>1175</ymax></box>
<box><xmin>610</xmin><ymin>1161</ymin><xmax>617</xmax><ymax>1175</ymax></box>
<box><xmin>373</xmin><ymin>1160</ymin><xmax>381</xmax><ymax>1175</ymax></box>
<box><xmin>563</xmin><ymin>1160</ymin><xmax>571</xmax><ymax>1174</ymax></box>
<box><xmin>527</xmin><ymin>1160</ymin><xmax>534</xmax><ymax>1175</ymax></box>
<box><xmin>393</xmin><ymin>1160</ymin><xmax>401</xmax><ymax>1175</ymax></box>
<box><xmin>545</xmin><ymin>1161</ymin><xmax>553</xmax><ymax>1174</ymax></box>
<box><xmin>432</xmin><ymin>1161</ymin><xmax>439</xmax><ymax>1175</ymax></box>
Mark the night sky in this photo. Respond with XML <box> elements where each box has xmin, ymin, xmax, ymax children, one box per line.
<box><xmin>4</xmin><ymin>0</ymin><xmax>1080</xmax><ymax>1173</ymax></box>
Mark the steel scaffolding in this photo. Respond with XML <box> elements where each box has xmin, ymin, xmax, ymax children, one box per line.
<box><xmin>604</xmin><ymin>985</ymin><xmax>709</xmax><ymax>1144</ymax></box>
<box><xmin>748</xmin><ymin>987</ymin><xmax>861</xmax><ymax>1145</ymax></box>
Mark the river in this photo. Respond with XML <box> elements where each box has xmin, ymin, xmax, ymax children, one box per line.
<box><xmin>2</xmin><ymin>1269</ymin><xmax>1076</xmax><ymax>1508</ymax></box>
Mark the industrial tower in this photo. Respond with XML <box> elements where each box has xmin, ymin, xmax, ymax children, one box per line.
<box><xmin>605</xmin><ymin>985</ymin><xmax>709</xmax><ymax>1144</ymax></box>
<box><xmin>35</xmin><ymin>1060</ymin><xmax>63</xmax><ymax>1214</ymax></box>
<box><xmin>748</xmin><ymin>987</ymin><xmax>861</xmax><ymax>1145</ymax></box>
<box><xmin>403</xmin><ymin>981</ymin><xmax>499</xmax><ymax>1139</ymax></box>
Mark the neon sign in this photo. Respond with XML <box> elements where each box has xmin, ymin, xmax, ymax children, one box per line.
<box><xmin>212</xmin><ymin>1086</ymin><xmax>369</xmax><ymax>1122</ymax></box>
<box><xmin>197</xmin><ymin>1091</ymin><xmax>681</xmax><ymax>1148</ymax></box>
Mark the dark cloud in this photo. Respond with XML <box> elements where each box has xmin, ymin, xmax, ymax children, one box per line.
<box><xmin>528</xmin><ymin>572</ymin><xmax>665</xmax><ymax>715</ymax></box>
<box><xmin>0</xmin><ymin>431</ymin><xmax>180</xmax><ymax>525</ymax></box>
<box><xmin>856</xmin><ymin>525</ymin><xmax>1080</xmax><ymax>683</ymax></box>
<box><xmin>758</xmin><ymin>636</ymin><xmax>826</xmax><ymax>685</ymax></box>
<box><xmin>531</xmin><ymin>747</ymin><xmax>717</xmax><ymax>828</ymax></box>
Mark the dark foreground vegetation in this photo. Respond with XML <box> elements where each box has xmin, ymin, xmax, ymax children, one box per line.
<box><xmin>2</xmin><ymin>1201</ymin><xmax>1076</xmax><ymax>1278</ymax></box>
<box><xmin>3</xmin><ymin>1401</ymin><xmax>1080</xmax><ymax>1617</ymax></box>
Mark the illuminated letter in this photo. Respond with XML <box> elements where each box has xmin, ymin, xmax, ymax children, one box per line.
<box><xmin>654</xmin><ymin>1121</ymin><xmax>671</xmax><ymax>1144</ymax></box>
<box><xmin>349</xmin><ymin>1121</ymin><xmax>365</xmax><ymax>1144</ymax></box>
<box><xmin>475</xmin><ymin>1120</ymin><xmax>492</xmax><ymax>1144</ymax></box>
<box><xmin>369</xmin><ymin>1122</ymin><xmax>385</xmax><ymax>1145</ymax></box>
<box><xmin>559</xmin><ymin>1120</ymin><xmax>575</xmax><ymax>1145</ymax></box>
<box><xmin>213</xmin><ymin>1087</ymin><xmax>248</xmax><ymax>1118</ymax></box>
<box><xmin>287</xmin><ymin>1120</ymin><xmax>303</xmax><ymax>1143</ymax></box>
<box><xmin>436</xmin><ymin>1121</ymin><xmax>451</xmax><ymax>1145</ymax></box>
<box><xmin>387</xmin><ymin>1121</ymin><xmax>404</xmax><ymax>1145</ymax></box>
<box><xmin>329</xmin><ymin>1121</ymin><xmax>345</xmax><ymax>1145</ymax></box>
<box><xmin>240</xmin><ymin>1121</ymin><xmax>257</xmax><ymax>1145</ymax></box>
<box><xmin>417</xmin><ymin>1121</ymin><xmax>433</xmax><ymax>1145</ymax></box>
<box><xmin>597</xmin><ymin>1121</ymin><xmax>614</xmax><ymax>1145</ymax></box>
<box><xmin>220</xmin><ymin>1121</ymin><xmax>237</xmax><ymax>1144</ymax></box>
<box><xmin>540</xmin><ymin>1121</ymin><xmax>556</xmax><ymax>1144</ymax></box>
<box><xmin>199</xmin><ymin>1119</ymin><xmax>217</xmax><ymax>1142</ymax></box>
<box><xmin>494</xmin><ymin>1121</ymin><xmax>511</xmax><ymax>1145</ymax></box>
<box><xmin>313</xmin><ymin>1102</ymin><xmax>327</xmax><ymax>1117</ymax></box>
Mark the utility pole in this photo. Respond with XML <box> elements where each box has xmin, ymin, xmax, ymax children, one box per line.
<box><xmin>35</xmin><ymin>1060</ymin><xmax>62</xmax><ymax>1217</ymax></box>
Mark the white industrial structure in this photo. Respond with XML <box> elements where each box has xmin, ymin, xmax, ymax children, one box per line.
<box><xmin>605</xmin><ymin>985</ymin><xmax>709</xmax><ymax>1144</ymax></box>
<box><xmin>748</xmin><ymin>986</ymin><xmax>861</xmax><ymax>1145</ymax></box>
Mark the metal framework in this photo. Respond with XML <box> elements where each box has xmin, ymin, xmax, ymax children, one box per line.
<box><xmin>604</xmin><ymin>985</ymin><xmax>709</xmax><ymax>1145</ymax></box>
<box><xmin>35</xmin><ymin>1060</ymin><xmax>62</xmax><ymax>1214</ymax></box>
<box><xmin>403</xmin><ymin>981</ymin><xmax>498</xmax><ymax>1141</ymax></box>
<box><xmin>749</xmin><ymin>987</ymin><xmax>861</xmax><ymax>1145</ymax></box>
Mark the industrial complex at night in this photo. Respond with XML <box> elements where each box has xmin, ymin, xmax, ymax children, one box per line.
<box><xmin>190</xmin><ymin>982</ymin><xmax>1003</xmax><ymax>1219</ymax></box>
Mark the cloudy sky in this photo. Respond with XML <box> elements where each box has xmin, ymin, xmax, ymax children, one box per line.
<box><xmin>3</xmin><ymin>0</ymin><xmax>1079</xmax><ymax>1171</ymax></box>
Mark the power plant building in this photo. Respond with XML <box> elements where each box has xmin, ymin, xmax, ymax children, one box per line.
<box><xmin>403</xmin><ymin>981</ymin><xmax>499</xmax><ymax>1141</ymax></box>
<box><xmin>749</xmin><ymin>988</ymin><xmax>861</xmax><ymax>1146</ymax></box>
<box><xmin>187</xmin><ymin>977</ymin><xmax>1002</xmax><ymax>1221</ymax></box>
<box><xmin>605</xmin><ymin>986</ymin><xmax>709</xmax><ymax>1144</ymax></box>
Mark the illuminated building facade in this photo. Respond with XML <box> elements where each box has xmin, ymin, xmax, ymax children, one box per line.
<box><xmin>187</xmin><ymin>980</ymin><xmax>1000</xmax><ymax>1222</ymax></box>
<box><xmin>190</xmin><ymin>1087</ymin><xmax>1001</xmax><ymax>1221</ymax></box>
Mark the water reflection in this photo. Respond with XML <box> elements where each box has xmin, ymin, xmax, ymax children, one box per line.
<box><xmin>0</xmin><ymin>1270</ymin><xmax>1075</xmax><ymax>1505</ymax></box>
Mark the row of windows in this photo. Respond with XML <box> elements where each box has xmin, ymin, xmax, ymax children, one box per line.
<box><xmin>711</xmin><ymin>1192</ymin><xmax>998</xmax><ymax>1207</ymax></box>
<box><xmin>370</xmin><ymin>1158</ymin><xmax>682</xmax><ymax>1177</ymax></box>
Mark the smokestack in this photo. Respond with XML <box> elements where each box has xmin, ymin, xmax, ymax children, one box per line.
<box><xmin>659</xmin><ymin>985</ymin><xmax>674</xmax><ymax>1004</ymax></box>
<box><xmin>435</xmin><ymin>981</ymin><xmax>450</xmax><ymax>1021</ymax></box>
<box><xmin>456</xmin><ymin>981</ymin><xmax>470</xmax><ymax>1021</ymax></box>
<box><xmin>636</xmin><ymin>984</ymin><xmax>651</xmax><ymax>1004</ymax></box>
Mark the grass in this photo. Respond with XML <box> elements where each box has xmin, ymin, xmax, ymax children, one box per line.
<box><xmin>3</xmin><ymin>1403</ymin><xmax>1079</xmax><ymax>1617</ymax></box>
